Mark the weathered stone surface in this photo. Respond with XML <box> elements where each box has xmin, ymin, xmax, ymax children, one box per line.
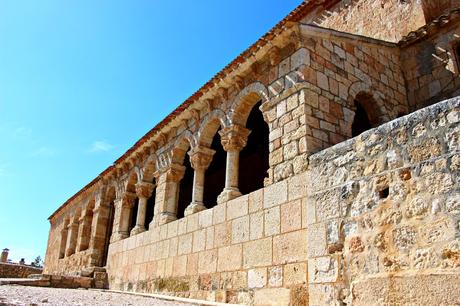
<box><xmin>0</xmin><ymin>263</ymin><xmax>43</xmax><ymax>279</ymax></box>
<box><xmin>243</xmin><ymin>238</ymin><xmax>272</xmax><ymax>269</ymax></box>
<box><xmin>273</xmin><ymin>230</ymin><xmax>308</xmax><ymax>265</ymax></box>
<box><xmin>43</xmin><ymin>0</ymin><xmax>460</xmax><ymax>302</ymax></box>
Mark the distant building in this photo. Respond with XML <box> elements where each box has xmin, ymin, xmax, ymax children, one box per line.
<box><xmin>1</xmin><ymin>248</ymin><xmax>9</xmax><ymax>263</ymax></box>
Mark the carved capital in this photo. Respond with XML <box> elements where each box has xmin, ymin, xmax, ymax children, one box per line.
<box><xmin>219</xmin><ymin>124</ymin><xmax>251</xmax><ymax>152</ymax></box>
<box><xmin>188</xmin><ymin>146</ymin><xmax>215</xmax><ymax>170</ymax></box>
<box><xmin>166</xmin><ymin>163</ymin><xmax>186</xmax><ymax>183</ymax></box>
<box><xmin>118</xmin><ymin>191</ymin><xmax>137</xmax><ymax>207</ymax></box>
<box><xmin>135</xmin><ymin>182</ymin><xmax>155</xmax><ymax>199</ymax></box>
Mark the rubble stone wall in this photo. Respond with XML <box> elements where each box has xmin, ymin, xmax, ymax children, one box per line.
<box><xmin>0</xmin><ymin>262</ymin><xmax>42</xmax><ymax>278</ymax></box>
<box><xmin>310</xmin><ymin>0</ymin><xmax>425</xmax><ymax>43</ymax></box>
<box><xmin>307</xmin><ymin>97</ymin><xmax>460</xmax><ymax>305</ymax></box>
<box><xmin>401</xmin><ymin>22</ymin><xmax>460</xmax><ymax>111</ymax></box>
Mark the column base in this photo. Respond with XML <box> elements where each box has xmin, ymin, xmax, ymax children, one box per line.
<box><xmin>217</xmin><ymin>187</ymin><xmax>242</xmax><ymax>204</ymax></box>
<box><xmin>184</xmin><ymin>202</ymin><xmax>207</xmax><ymax>216</ymax></box>
<box><xmin>110</xmin><ymin>232</ymin><xmax>129</xmax><ymax>243</ymax></box>
<box><xmin>158</xmin><ymin>212</ymin><xmax>177</xmax><ymax>226</ymax></box>
<box><xmin>130</xmin><ymin>225</ymin><xmax>146</xmax><ymax>236</ymax></box>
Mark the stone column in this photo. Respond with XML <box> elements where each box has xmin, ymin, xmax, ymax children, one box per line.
<box><xmin>65</xmin><ymin>218</ymin><xmax>79</xmax><ymax>257</ymax></box>
<box><xmin>76</xmin><ymin>211</ymin><xmax>92</xmax><ymax>252</ymax></box>
<box><xmin>59</xmin><ymin>225</ymin><xmax>68</xmax><ymax>259</ymax></box>
<box><xmin>217</xmin><ymin>124</ymin><xmax>251</xmax><ymax>204</ymax></box>
<box><xmin>184</xmin><ymin>146</ymin><xmax>215</xmax><ymax>216</ymax></box>
<box><xmin>130</xmin><ymin>182</ymin><xmax>155</xmax><ymax>235</ymax></box>
<box><xmin>88</xmin><ymin>202</ymin><xmax>110</xmax><ymax>266</ymax></box>
<box><xmin>153</xmin><ymin>163</ymin><xmax>185</xmax><ymax>226</ymax></box>
<box><xmin>110</xmin><ymin>192</ymin><xmax>136</xmax><ymax>242</ymax></box>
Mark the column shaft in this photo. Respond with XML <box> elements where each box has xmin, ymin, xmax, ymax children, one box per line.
<box><xmin>217</xmin><ymin>125</ymin><xmax>250</xmax><ymax>204</ymax></box>
<box><xmin>111</xmin><ymin>192</ymin><xmax>136</xmax><ymax>242</ymax></box>
<box><xmin>184</xmin><ymin>146</ymin><xmax>215</xmax><ymax>216</ymax></box>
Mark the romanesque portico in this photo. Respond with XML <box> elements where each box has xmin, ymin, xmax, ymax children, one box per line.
<box><xmin>44</xmin><ymin>1</ymin><xmax>460</xmax><ymax>304</ymax></box>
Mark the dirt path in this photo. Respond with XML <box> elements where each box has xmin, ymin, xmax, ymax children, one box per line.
<box><xmin>0</xmin><ymin>285</ymin><xmax>192</xmax><ymax>306</ymax></box>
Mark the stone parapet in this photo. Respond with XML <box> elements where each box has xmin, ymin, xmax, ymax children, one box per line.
<box><xmin>0</xmin><ymin>263</ymin><xmax>43</xmax><ymax>279</ymax></box>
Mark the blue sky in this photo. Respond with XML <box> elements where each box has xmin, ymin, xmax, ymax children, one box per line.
<box><xmin>0</xmin><ymin>0</ymin><xmax>302</xmax><ymax>263</ymax></box>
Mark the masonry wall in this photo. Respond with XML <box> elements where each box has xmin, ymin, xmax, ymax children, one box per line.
<box><xmin>264</xmin><ymin>24</ymin><xmax>408</xmax><ymax>184</ymax></box>
<box><xmin>401</xmin><ymin>20</ymin><xmax>460</xmax><ymax>111</ymax></box>
<box><xmin>44</xmin><ymin>25</ymin><xmax>410</xmax><ymax>279</ymax></box>
<box><xmin>107</xmin><ymin>174</ymin><xmax>309</xmax><ymax>304</ymax></box>
<box><xmin>106</xmin><ymin>98</ymin><xmax>460</xmax><ymax>304</ymax></box>
<box><xmin>306</xmin><ymin>97</ymin><xmax>460</xmax><ymax>305</ymax></box>
<box><xmin>0</xmin><ymin>262</ymin><xmax>42</xmax><ymax>278</ymax></box>
<box><xmin>309</xmin><ymin>0</ymin><xmax>425</xmax><ymax>43</ymax></box>
<box><xmin>44</xmin><ymin>210</ymin><xmax>97</xmax><ymax>276</ymax></box>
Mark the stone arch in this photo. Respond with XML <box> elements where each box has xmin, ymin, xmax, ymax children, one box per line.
<box><xmin>139</xmin><ymin>154</ymin><xmax>158</xmax><ymax>230</ymax></box>
<box><xmin>66</xmin><ymin>207</ymin><xmax>81</xmax><ymax>257</ymax></box>
<box><xmin>171</xmin><ymin>133</ymin><xmax>194</xmax><ymax>164</ymax></box>
<box><xmin>197</xmin><ymin>109</ymin><xmax>229</xmax><ymax>147</ymax></box>
<box><xmin>125</xmin><ymin>170</ymin><xmax>139</xmax><ymax>194</ymax></box>
<box><xmin>105</xmin><ymin>185</ymin><xmax>116</xmax><ymax>204</ymax></box>
<box><xmin>348</xmin><ymin>82</ymin><xmax>390</xmax><ymax>123</ymax></box>
<box><xmin>78</xmin><ymin>198</ymin><xmax>95</xmax><ymax>252</ymax></box>
<box><xmin>230</xmin><ymin>82</ymin><xmax>269</xmax><ymax>126</ymax></box>
<box><xmin>141</xmin><ymin>154</ymin><xmax>158</xmax><ymax>183</ymax></box>
<box><xmin>346</xmin><ymin>82</ymin><xmax>392</xmax><ymax>137</ymax></box>
<box><xmin>123</xmin><ymin>171</ymin><xmax>139</xmax><ymax>234</ymax></box>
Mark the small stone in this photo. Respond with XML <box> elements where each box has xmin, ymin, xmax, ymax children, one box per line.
<box><xmin>349</xmin><ymin>236</ymin><xmax>364</xmax><ymax>253</ymax></box>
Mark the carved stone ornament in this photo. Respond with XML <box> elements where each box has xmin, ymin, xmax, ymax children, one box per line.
<box><xmin>166</xmin><ymin>163</ymin><xmax>186</xmax><ymax>182</ymax></box>
<box><xmin>188</xmin><ymin>146</ymin><xmax>216</xmax><ymax>170</ymax></box>
<box><xmin>121</xmin><ymin>192</ymin><xmax>137</xmax><ymax>207</ymax></box>
<box><xmin>135</xmin><ymin>182</ymin><xmax>155</xmax><ymax>199</ymax></box>
<box><xmin>219</xmin><ymin>124</ymin><xmax>251</xmax><ymax>152</ymax></box>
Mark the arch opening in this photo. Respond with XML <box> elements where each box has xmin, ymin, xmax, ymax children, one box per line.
<box><xmin>79</xmin><ymin>201</ymin><xmax>94</xmax><ymax>252</ymax></box>
<box><xmin>351</xmin><ymin>92</ymin><xmax>380</xmax><ymax>137</ymax></box>
<box><xmin>203</xmin><ymin>129</ymin><xmax>226</xmax><ymax>208</ymax></box>
<box><xmin>128</xmin><ymin>198</ymin><xmax>139</xmax><ymax>233</ymax></box>
<box><xmin>145</xmin><ymin>181</ymin><xmax>156</xmax><ymax>230</ymax></box>
<box><xmin>239</xmin><ymin>100</ymin><xmax>270</xmax><ymax>195</ymax></box>
<box><xmin>101</xmin><ymin>188</ymin><xmax>115</xmax><ymax>267</ymax></box>
<box><xmin>58</xmin><ymin>218</ymin><xmax>69</xmax><ymax>259</ymax></box>
<box><xmin>177</xmin><ymin>151</ymin><xmax>193</xmax><ymax>219</ymax></box>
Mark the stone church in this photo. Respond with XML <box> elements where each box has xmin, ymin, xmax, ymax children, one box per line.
<box><xmin>44</xmin><ymin>1</ymin><xmax>460</xmax><ymax>304</ymax></box>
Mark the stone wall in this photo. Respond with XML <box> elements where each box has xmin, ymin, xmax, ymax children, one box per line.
<box><xmin>263</xmin><ymin>24</ymin><xmax>407</xmax><ymax>183</ymax></box>
<box><xmin>106</xmin><ymin>98</ymin><xmax>460</xmax><ymax>304</ymax></box>
<box><xmin>42</xmin><ymin>3</ymin><xmax>460</xmax><ymax>304</ymax></box>
<box><xmin>0</xmin><ymin>262</ymin><xmax>42</xmax><ymax>278</ymax></box>
<box><xmin>107</xmin><ymin>174</ymin><xmax>309</xmax><ymax>304</ymax></box>
<box><xmin>309</xmin><ymin>0</ymin><xmax>425</xmax><ymax>43</ymax></box>
<box><xmin>44</xmin><ymin>24</ymin><xmax>410</xmax><ymax>279</ymax></box>
<box><xmin>401</xmin><ymin>20</ymin><xmax>460</xmax><ymax>110</ymax></box>
<box><xmin>306</xmin><ymin>97</ymin><xmax>460</xmax><ymax>305</ymax></box>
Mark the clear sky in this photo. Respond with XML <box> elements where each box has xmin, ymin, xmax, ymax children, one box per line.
<box><xmin>0</xmin><ymin>0</ymin><xmax>302</xmax><ymax>263</ymax></box>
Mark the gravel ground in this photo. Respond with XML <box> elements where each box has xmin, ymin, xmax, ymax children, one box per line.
<box><xmin>0</xmin><ymin>285</ymin><xmax>192</xmax><ymax>306</ymax></box>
